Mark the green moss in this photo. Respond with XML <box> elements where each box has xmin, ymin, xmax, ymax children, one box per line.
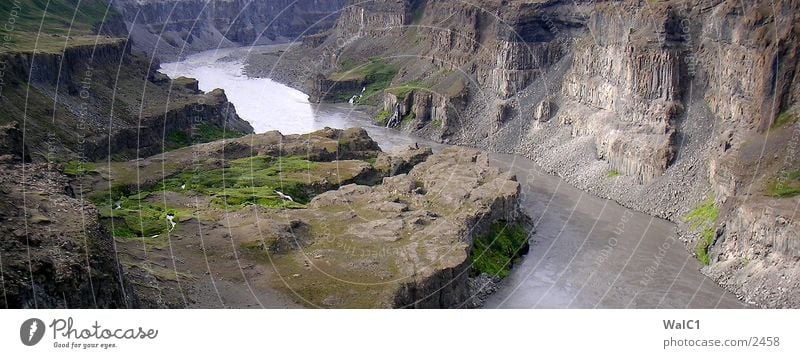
<box><xmin>430</xmin><ymin>118</ymin><xmax>442</xmax><ymax>129</ymax></box>
<box><xmin>338</xmin><ymin>57</ymin><xmax>360</xmax><ymax>72</ymax></box>
<box><xmin>469</xmin><ymin>222</ymin><xmax>529</xmax><ymax>278</ymax></box>
<box><xmin>771</xmin><ymin>111</ymin><xmax>797</xmax><ymax>130</ymax></box>
<box><xmin>375</xmin><ymin>110</ymin><xmax>391</xmax><ymax>125</ymax></box>
<box><xmin>765</xmin><ymin>170</ymin><xmax>800</xmax><ymax>198</ymax></box>
<box><xmin>607</xmin><ymin>169</ymin><xmax>620</xmax><ymax>178</ymax></box>
<box><xmin>165</xmin><ymin>131</ymin><xmax>190</xmax><ymax>151</ymax></box>
<box><xmin>64</xmin><ymin>160</ymin><xmax>97</xmax><ymax>176</ymax></box>
<box><xmin>194</xmin><ymin>124</ymin><xmax>247</xmax><ymax>143</ymax></box>
<box><xmin>95</xmin><ymin>193</ymin><xmax>181</xmax><ymax>238</ymax></box>
<box><xmin>400</xmin><ymin>112</ymin><xmax>416</xmax><ymax>127</ymax></box>
<box><xmin>159</xmin><ymin>155</ymin><xmax>315</xmax><ymax>209</ymax></box>
<box><xmin>411</xmin><ymin>5</ymin><xmax>425</xmax><ymax>24</ymax></box>
<box><xmin>87</xmin><ymin>155</ymin><xmax>320</xmax><ymax>237</ymax></box>
<box><xmin>684</xmin><ymin>196</ymin><xmax>719</xmax><ymax>265</ymax></box>
<box><xmin>164</xmin><ymin>125</ymin><xmax>246</xmax><ymax>151</ymax></box>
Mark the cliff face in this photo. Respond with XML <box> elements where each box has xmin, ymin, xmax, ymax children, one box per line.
<box><xmin>110</xmin><ymin>0</ymin><xmax>347</xmax><ymax>60</ymax></box>
<box><xmin>291</xmin><ymin>0</ymin><xmax>800</xmax><ymax>307</ymax></box>
<box><xmin>0</xmin><ymin>127</ymin><xmax>134</xmax><ymax>308</ymax></box>
<box><xmin>558</xmin><ymin>5</ymin><xmax>681</xmax><ymax>184</ymax></box>
<box><xmin>0</xmin><ymin>38</ymin><xmax>252</xmax><ymax>162</ymax></box>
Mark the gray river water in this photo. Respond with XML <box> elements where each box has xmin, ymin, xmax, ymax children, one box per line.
<box><xmin>161</xmin><ymin>46</ymin><xmax>745</xmax><ymax>308</ymax></box>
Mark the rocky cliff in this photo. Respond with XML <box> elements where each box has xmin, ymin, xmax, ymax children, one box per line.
<box><xmin>0</xmin><ymin>124</ymin><xmax>134</xmax><ymax>308</ymax></box>
<box><xmin>272</xmin><ymin>0</ymin><xmax>799</xmax><ymax>307</ymax></box>
<box><xmin>0</xmin><ymin>38</ymin><xmax>253</xmax><ymax>162</ymax></box>
<box><xmin>110</xmin><ymin>0</ymin><xmax>347</xmax><ymax>60</ymax></box>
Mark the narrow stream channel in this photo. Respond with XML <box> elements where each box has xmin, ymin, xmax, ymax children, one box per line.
<box><xmin>160</xmin><ymin>46</ymin><xmax>745</xmax><ymax>308</ymax></box>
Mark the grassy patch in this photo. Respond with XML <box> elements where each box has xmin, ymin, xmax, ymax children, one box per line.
<box><xmin>165</xmin><ymin>125</ymin><xmax>247</xmax><ymax>151</ymax></box>
<box><xmin>330</xmin><ymin>58</ymin><xmax>397</xmax><ymax>103</ymax></box>
<box><xmin>159</xmin><ymin>155</ymin><xmax>314</xmax><ymax>209</ymax></box>
<box><xmin>64</xmin><ymin>160</ymin><xmax>97</xmax><ymax>176</ymax></box>
<box><xmin>606</xmin><ymin>169</ymin><xmax>620</xmax><ymax>178</ymax></box>
<box><xmin>338</xmin><ymin>57</ymin><xmax>360</xmax><ymax>72</ymax></box>
<box><xmin>0</xmin><ymin>0</ymin><xmax>118</xmax><ymax>53</ymax></box>
<box><xmin>375</xmin><ymin>110</ymin><xmax>391</xmax><ymax>126</ymax></box>
<box><xmin>469</xmin><ymin>222</ymin><xmax>529</xmax><ymax>278</ymax></box>
<box><xmin>386</xmin><ymin>82</ymin><xmax>429</xmax><ymax>99</ymax></box>
<box><xmin>430</xmin><ymin>118</ymin><xmax>442</xmax><ymax>129</ymax></box>
<box><xmin>400</xmin><ymin>112</ymin><xmax>416</xmax><ymax>127</ymax></box>
<box><xmin>89</xmin><ymin>155</ymin><xmax>334</xmax><ymax>239</ymax></box>
<box><xmin>765</xmin><ymin>170</ymin><xmax>800</xmax><ymax>198</ymax></box>
<box><xmin>684</xmin><ymin>196</ymin><xmax>719</xmax><ymax>265</ymax></box>
<box><xmin>411</xmin><ymin>5</ymin><xmax>425</xmax><ymax>24</ymax></box>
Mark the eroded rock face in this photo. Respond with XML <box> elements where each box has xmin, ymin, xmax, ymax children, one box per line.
<box><xmin>704</xmin><ymin>199</ymin><xmax>800</xmax><ymax>308</ymax></box>
<box><xmin>0</xmin><ymin>39</ymin><xmax>253</xmax><ymax>162</ymax></box>
<box><xmin>558</xmin><ymin>5</ymin><xmax>681</xmax><ymax>184</ymax></box>
<box><xmin>237</xmin><ymin>147</ymin><xmax>525</xmax><ymax>308</ymax></box>
<box><xmin>0</xmin><ymin>123</ymin><xmax>30</xmax><ymax>163</ymax></box>
<box><xmin>110</xmin><ymin>0</ymin><xmax>348</xmax><ymax>60</ymax></box>
<box><xmin>0</xmin><ymin>162</ymin><xmax>134</xmax><ymax>308</ymax></box>
<box><xmin>0</xmin><ymin>128</ymin><xmax>133</xmax><ymax>308</ymax></box>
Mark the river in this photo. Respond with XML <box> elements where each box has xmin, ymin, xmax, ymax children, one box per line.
<box><xmin>160</xmin><ymin>46</ymin><xmax>745</xmax><ymax>308</ymax></box>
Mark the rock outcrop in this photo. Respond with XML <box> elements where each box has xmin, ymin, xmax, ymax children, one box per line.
<box><xmin>374</xmin><ymin>145</ymin><xmax>432</xmax><ymax>176</ymax></box>
<box><xmin>76</xmin><ymin>127</ymin><xmax>382</xmax><ymax>308</ymax></box>
<box><xmin>0</xmin><ymin>38</ymin><xmax>253</xmax><ymax>162</ymax></box>
<box><xmin>72</xmin><ymin>129</ymin><xmax>524</xmax><ymax>308</ymax></box>
<box><xmin>238</xmin><ymin>147</ymin><xmax>526</xmax><ymax>308</ymax></box>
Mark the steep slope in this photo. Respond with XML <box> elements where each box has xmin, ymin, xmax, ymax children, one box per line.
<box><xmin>109</xmin><ymin>0</ymin><xmax>347</xmax><ymax>60</ymax></box>
<box><xmin>0</xmin><ymin>0</ymin><xmax>253</xmax><ymax>308</ymax></box>
<box><xmin>268</xmin><ymin>0</ymin><xmax>799</xmax><ymax>307</ymax></box>
<box><xmin>0</xmin><ymin>123</ymin><xmax>134</xmax><ymax>308</ymax></box>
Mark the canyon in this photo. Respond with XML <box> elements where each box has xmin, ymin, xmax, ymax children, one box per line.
<box><xmin>109</xmin><ymin>0</ymin><xmax>348</xmax><ymax>60</ymax></box>
<box><xmin>0</xmin><ymin>0</ymin><xmax>797</xmax><ymax>308</ymax></box>
<box><xmin>245</xmin><ymin>0</ymin><xmax>799</xmax><ymax>308</ymax></box>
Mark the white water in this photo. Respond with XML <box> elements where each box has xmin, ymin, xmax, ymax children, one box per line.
<box><xmin>160</xmin><ymin>46</ymin><xmax>362</xmax><ymax>135</ymax></box>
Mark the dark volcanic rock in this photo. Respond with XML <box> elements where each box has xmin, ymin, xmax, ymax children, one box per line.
<box><xmin>0</xmin><ymin>163</ymin><xmax>135</xmax><ymax>308</ymax></box>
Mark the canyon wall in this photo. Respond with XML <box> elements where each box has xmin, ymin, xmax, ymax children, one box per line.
<box><xmin>292</xmin><ymin>0</ymin><xmax>800</xmax><ymax>307</ymax></box>
<box><xmin>110</xmin><ymin>0</ymin><xmax>347</xmax><ymax>60</ymax></box>
<box><xmin>0</xmin><ymin>124</ymin><xmax>135</xmax><ymax>308</ymax></box>
<box><xmin>0</xmin><ymin>38</ymin><xmax>252</xmax><ymax>161</ymax></box>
